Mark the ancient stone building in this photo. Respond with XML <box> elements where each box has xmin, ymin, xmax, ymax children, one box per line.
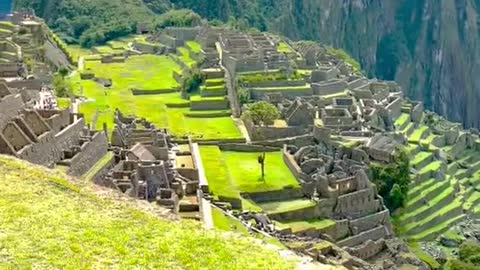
<box><xmin>0</xmin><ymin>82</ymin><xmax>108</xmax><ymax>176</ymax></box>
<box><xmin>105</xmin><ymin>110</ymin><xmax>201</xmax><ymax>217</ymax></box>
<box><xmin>281</xmin><ymin>138</ymin><xmax>394</xmax><ymax>261</ymax></box>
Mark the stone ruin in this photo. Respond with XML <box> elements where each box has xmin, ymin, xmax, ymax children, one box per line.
<box><xmin>282</xmin><ymin>137</ymin><xmax>394</xmax><ymax>262</ymax></box>
<box><xmin>102</xmin><ymin>110</ymin><xmax>201</xmax><ymax>217</ymax></box>
<box><xmin>0</xmin><ymin>82</ymin><xmax>108</xmax><ymax>176</ymax></box>
<box><xmin>220</xmin><ymin>31</ymin><xmax>290</xmax><ymax>73</ymax></box>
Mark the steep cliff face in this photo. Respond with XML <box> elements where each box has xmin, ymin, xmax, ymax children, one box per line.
<box><xmin>171</xmin><ymin>0</ymin><xmax>480</xmax><ymax>128</ymax></box>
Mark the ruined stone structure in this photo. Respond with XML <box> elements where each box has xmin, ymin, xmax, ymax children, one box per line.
<box><xmin>281</xmin><ymin>139</ymin><xmax>394</xmax><ymax>261</ymax></box>
<box><xmin>105</xmin><ymin>110</ymin><xmax>201</xmax><ymax>217</ymax></box>
<box><xmin>0</xmin><ymin>82</ymin><xmax>108</xmax><ymax>176</ymax></box>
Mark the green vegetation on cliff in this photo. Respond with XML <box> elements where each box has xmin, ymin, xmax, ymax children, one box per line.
<box><xmin>0</xmin><ymin>155</ymin><xmax>294</xmax><ymax>269</ymax></box>
<box><xmin>15</xmin><ymin>0</ymin><xmax>199</xmax><ymax>47</ymax></box>
<box><xmin>371</xmin><ymin>150</ymin><xmax>411</xmax><ymax>211</ymax></box>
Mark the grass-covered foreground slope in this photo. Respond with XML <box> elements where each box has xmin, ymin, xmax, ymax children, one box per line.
<box><xmin>0</xmin><ymin>155</ymin><xmax>294</xmax><ymax>269</ymax></box>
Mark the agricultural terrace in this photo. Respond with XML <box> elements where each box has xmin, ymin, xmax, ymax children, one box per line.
<box><xmin>70</xmin><ymin>53</ymin><xmax>242</xmax><ymax>141</ymax></box>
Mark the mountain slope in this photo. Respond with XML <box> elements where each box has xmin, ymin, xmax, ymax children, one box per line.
<box><xmin>171</xmin><ymin>0</ymin><xmax>480</xmax><ymax>128</ymax></box>
<box><xmin>0</xmin><ymin>155</ymin><xmax>295</xmax><ymax>269</ymax></box>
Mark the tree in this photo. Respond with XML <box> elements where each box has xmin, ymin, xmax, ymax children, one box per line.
<box><xmin>237</xmin><ymin>88</ymin><xmax>250</xmax><ymax>104</ymax></box>
<box><xmin>182</xmin><ymin>70</ymin><xmax>202</xmax><ymax>95</ymax></box>
<box><xmin>243</xmin><ymin>101</ymin><xmax>279</xmax><ymax>127</ymax></box>
<box><xmin>371</xmin><ymin>148</ymin><xmax>411</xmax><ymax>212</ymax></box>
<box><xmin>53</xmin><ymin>74</ymin><xmax>73</xmax><ymax>98</ymax></box>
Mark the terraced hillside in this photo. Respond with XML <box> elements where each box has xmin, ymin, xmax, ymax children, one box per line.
<box><xmin>393</xmin><ymin>108</ymin><xmax>480</xmax><ymax>243</ymax></box>
<box><xmin>68</xmin><ymin>37</ymin><xmax>243</xmax><ymax>141</ymax></box>
<box><xmin>0</xmin><ymin>155</ymin><xmax>297</xmax><ymax>269</ymax></box>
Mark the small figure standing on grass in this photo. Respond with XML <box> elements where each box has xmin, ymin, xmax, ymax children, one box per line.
<box><xmin>258</xmin><ymin>151</ymin><xmax>266</xmax><ymax>180</ymax></box>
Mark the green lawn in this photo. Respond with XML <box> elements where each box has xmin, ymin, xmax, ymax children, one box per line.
<box><xmin>395</xmin><ymin>113</ymin><xmax>410</xmax><ymax>128</ymax></box>
<box><xmin>57</xmin><ymin>98</ymin><xmax>72</xmax><ymax>110</ymax></box>
<box><xmin>277</xmin><ymin>42</ymin><xmax>293</xmax><ymax>53</ymax></box>
<box><xmin>200</xmin><ymin>147</ymin><xmax>300</xmax><ymax>199</ymax></box>
<box><xmin>177</xmin><ymin>47</ymin><xmax>197</xmax><ymax>68</ymax></box>
<box><xmin>0</xmin><ymin>155</ymin><xmax>294</xmax><ymax>270</ymax></box>
<box><xmin>411</xmin><ymin>152</ymin><xmax>433</xmax><ymax>168</ymax></box>
<box><xmin>409</xmin><ymin>125</ymin><xmax>429</xmax><ymax>143</ymax></box>
<box><xmin>82</xmin><ymin>55</ymin><xmax>181</xmax><ymax>91</ymax></box>
<box><xmin>82</xmin><ymin>152</ymin><xmax>114</xmax><ymax>182</ymax></box>
<box><xmin>408</xmin><ymin>242</ymin><xmax>441</xmax><ymax>269</ymax></box>
<box><xmin>70</xmin><ymin>55</ymin><xmax>241</xmax><ymax>140</ymax></box>
<box><xmin>222</xmin><ymin>151</ymin><xmax>300</xmax><ymax>193</ymax></box>
<box><xmin>200</xmin><ymin>147</ymin><xmax>302</xmax><ymax>212</ymax></box>
<box><xmin>199</xmin><ymin>146</ymin><xmax>240</xmax><ymax>200</ymax></box>
<box><xmin>186</xmin><ymin>41</ymin><xmax>202</xmax><ymax>54</ymax></box>
<box><xmin>212</xmin><ymin>207</ymin><xmax>249</xmax><ymax>235</ymax></box>
<box><xmin>278</xmin><ymin>218</ymin><xmax>335</xmax><ymax>233</ymax></box>
<box><xmin>258</xmin><ymin>199</ymin><xmax>316</xmax><ymax>214</ymax></box>
<box><xmin>399</xmin><ymin>186</ymin><xmax>455</xmax><ymax>224</ymax></box>
<box><xmin>418</xmin><ymin>161</ymin><xmax>442</xmax><ymax>175</ymax></box>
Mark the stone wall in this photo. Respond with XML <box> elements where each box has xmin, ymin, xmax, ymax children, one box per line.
<box><xmin>250</xmin><ymin>87</ymin><xmax>313</xmax><ymax>100</ymax></box>
<box><xmin>6</xmin><ymin>79</ymin><xmax>43</xmax><ymax>90</ymax></box>
<box><xmin>68</xmin><ymin>132</ymin><xmax>109</xmax><ymax>177</ymax></box>
<box><xmin>243</xmin><ymin>118</ymin><xmax>310</xmax><ymax>140</ymax></box>
<box><xmin>190</xmin><ymin>98</ymin><xmax>229</xmax><ymax>110</ymax></box>
<box><xmin>218</xmin><ymin>143</ymin><xmax>279</xmax><ymax>152</ymax></box>
<box><xmin>311</xmin><ymin>68</ymin><xmax>339</xmax><ymax>82</ymax></box>
<box><xmin>347</xmin><ymin>78</ymin><xmax>369</xmax><ymax>90</ymax></box>
<box><xmin>283</xmin><ymin>146</ymin><xmax>302</xmax><ymax>180</ymax></box>
<box><xmin>268</xmin><ymin>199</ymin><xmax>336</xmax><ymax>221</ymax></box>
<box><xmin>243</xmin><ymin>188</ymin><xmax>303</xmax><ymax>203</ymax></box>
<box><xmin>54</xmin><ymin>118</ymin><xmax>85</xmax><ymax>152</ymax></box>
<box><xmin>349</xmin><ymin>210</ymin><xmax>390</xmax><ymax>234</ymax></box>
<box><xmin>91</xmin><ymin>154</ymin><xmax>116</xmax><ymax>184</ymax></box>
<box><xmin>244</xmin><ymin>79</ymin><xmax>306</xmax><ymax>88</ymax></box>
<box><xmin>0</xmin><ymin>94</ymin><xmax>23</xmax><ymax>130</ymax></box>
<box><xmin>311</xmin><ymin>80</ymin><xmax>348</xmax><ymax>96</ymax></box>
<box><xmin>386</xmin><ymin>97</ymin><xmax>403</xmax><ymax>119</ymax></box>
<box><xmin>37</xmin><ymin>109</ymin><xmax>70</xmax><ymax>134</ymax></box>
<box><xmin>337</xmin><ymin>225</ymin><xmax>387</xmax><ymax>247</ymax></box>
<box><xmin>345</xmin><ymin>239</ymin><xmax>386</xmax><ymax>260</ymax></box>
<box><xmin>334</xmin><ymin>189</ymin><xmax>380</xmax><ymax>217</ymax></box>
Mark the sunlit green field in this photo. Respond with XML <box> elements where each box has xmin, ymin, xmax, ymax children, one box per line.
<box><xmin>70</xmin><ymin>55</ymin><xmax>241</xmax><ymax>140</ymax></box>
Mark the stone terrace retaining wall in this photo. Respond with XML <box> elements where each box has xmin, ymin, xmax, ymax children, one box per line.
<box><xmin>349</xmin><ymin>210</ymin><xmax>390</xmax><ymax>234</ymax></box>
<box><xmin>250</xmin><ymin>87</ymin><xmax>313</xmax><ymax>100</ymax></box>
<box><xmin>268</xmin><ymin>199</ymin><xmax>335</xmax><ymax>222</ymax></box>
<box><xmin>283</xmin><ymin>146</ymin><xmax>302</xmax><ymax>180</ymax></box>
<box><xmin>243</xmin><ymin>188</ymin><xmax>303</xmax><ymax>203</ymax></box>
<box><xmin>337</xmin><ymin>225</ymin><xmax>387</xmax><ymax>247</ymax></box>
<box><xmin>244</xmin><ymin>79</ymin><xmax>306</xmax><ymax>88</ymax></box>
<box><xmin>218</xmin><ymin>143</ymin><xmax>279</xmax><ymax>152</ymax></box>
<box><xmin>243</xmin><ymin>118</ymin><xmax>311</xmax><ymax>140</ymax></box>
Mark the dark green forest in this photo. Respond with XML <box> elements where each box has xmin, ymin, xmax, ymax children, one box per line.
<box><xmin>14</xmin><ymin>0</ymin><xmax>201</xmax><ymax>47</ymax></box>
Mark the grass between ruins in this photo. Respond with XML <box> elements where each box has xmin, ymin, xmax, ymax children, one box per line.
<box><xmin>200</xmin><ymin>146</ymin><xmax>302</xmax><ymax>211</ymax></box>
<box><xmin>0</xmin><ymin>155</ymin><xmax>295</xmax><ymax>269</ymax></box>
<box><xmin>70</xmin><ymin>53</ymin><xmax>242</xmax><ymax>140</ymax></box>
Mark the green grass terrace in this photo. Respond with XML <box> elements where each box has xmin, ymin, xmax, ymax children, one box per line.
<box><xmin>200</xmin><ymin>146</ymin><xmax>302</xmax><ymax>211</ymax></box>
<box><xmin>70</xmin><ymin>54</ymin><xmax>242</xmax><ymax>141</ymax></box>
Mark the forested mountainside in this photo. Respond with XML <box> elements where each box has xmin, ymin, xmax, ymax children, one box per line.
<box><xmin>170</xmin><ymin>0</ymin><xmax>480</xmax><ymax>129</ymax></box>
<box><xmin>14</xmin><ymin>0</ymin><xmax>480</xmax><ymax>128</ymax></box>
